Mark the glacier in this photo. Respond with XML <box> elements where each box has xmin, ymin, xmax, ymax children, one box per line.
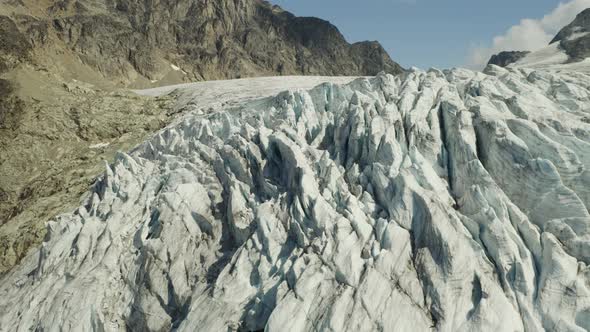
<box><xmin>1</xmin><ymin>65</ymin><xmax>590</xmax><ymax>331</ymax></box>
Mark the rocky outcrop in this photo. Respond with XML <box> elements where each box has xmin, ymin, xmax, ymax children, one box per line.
<box><xmin>0</xmin><ymin>15</ymin><xmax>32</xmax><ymax>74</ymax></box>
<box><xmin>2</xmin><ymin>65</ymin><xmax>589</xmax><ymax>331</ymax></box>
<box><xmin>487</xmin><ymin>51</ymin><xmax>530</xmax><ymax>67</ymax></box>
<box><xmin>0</xmin><ymin>15</ymin><xmax>30</xmax><ymax>131</ymax></box>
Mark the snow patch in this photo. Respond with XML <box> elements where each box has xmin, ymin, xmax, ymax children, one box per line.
<box><xmin>89</xmin><ymin>142</ymin><xmax>110</xmax><ymax>149</ymax></box>
<box><xmin>170</xmin><ymin>64</ymin><xmax>187</xmax><ymax>75</ymax></box>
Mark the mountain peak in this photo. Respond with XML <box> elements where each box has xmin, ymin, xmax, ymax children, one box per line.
<box><xmin>547</xmin><ymin>7</ymin><xmax>590</xmax><ymax>62</ymax></box>
<box><xmin>550</xmin><ymin>7</ymin><xmax>590</xmax><ymax>44</ymax></box>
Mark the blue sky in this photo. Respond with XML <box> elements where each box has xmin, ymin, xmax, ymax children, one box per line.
<box><xmin>270</xmin><ymin>0</ymin><xmax>590</xmax><ymax>69</ymax></box>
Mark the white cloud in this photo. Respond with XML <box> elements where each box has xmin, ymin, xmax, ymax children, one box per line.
<box><xmin>466</xmin><ymin>0</ymin><xmax>590</xmax><ymax>69</ymax></box>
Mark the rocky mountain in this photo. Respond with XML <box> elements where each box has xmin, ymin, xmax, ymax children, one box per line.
<box><xmin>2</xmin><ymin>63</ymin><xmax>590</xmax><ymax>331</ymax></box>
<box><xmin>489</xmin><ymin>8</ymin><xmax>590</xmax><ymax>68</ymax></box>
<box><xmin>550</xmin><ymin>8</ymin><xmax>590</xmax><ymax>62</ymax></box>
<box><xmin>0</xmin><ymin>0</ymin><xmax>403</xmax><ymax>275</ymax></box>
<box><xmin>487</xmin><ymin>51</ymin><xmax>530</xmax><ymax>67</ymax></box>
<box><xmin>1</xmin><ymin>0</ymin><xmax>403</xmax><ymax>87</ymax></box>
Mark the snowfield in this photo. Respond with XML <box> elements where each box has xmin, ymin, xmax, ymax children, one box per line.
<box><xmin>2</xmin><ymin>66</ymin><xmax>590</xmax><ymax>331</ymax></box>
<box><xmin>513</xmin><ymin>43</ymin><xmax>590</xmax><ymax>73</ymax></box>
<box><xmin>514</xmin><ymin>43</ymin><xmax>570</xmax><ymax>68</ymax></box>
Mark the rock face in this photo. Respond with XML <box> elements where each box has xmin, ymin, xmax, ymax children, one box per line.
<box><xmin>2</xmin><ymin>65</ymin><xmax>590</xmax><ymax>331</ymax></box>
<box><xmin>2</xmin><ymin>0</ymin><xmax>403</xmax><ymax>87</ymax></box>
<box><xmin>550</xmin><ymin>8</ymin><xmax>590</xmax><ymax>62</ymax></box>
<box><xmin>0</xmin><ymin>14</ymin><xmax>30</xmax><ymax>132</ymax></box>
<box><xmin>0</xmin><ymin>15</ymin><xmax>32</xmax><ymax>74</ymax></box>
<box><xmin>487</xmin><ymin>51</ymin><xmax>530</xmax><ymax>67</ymax></box>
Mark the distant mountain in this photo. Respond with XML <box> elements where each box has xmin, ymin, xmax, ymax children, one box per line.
<box><xmin>0</xmin><ymin>0</ymin><xmax>403</xmax><ymax>88</ymax></box>
<box><xmin>550</xmin><ymin>8</ymin><xmax>590</xmax><ymax>62</ymax></box>
<box><xmin>487</xmin><ymin>8</ymin><xmax>590</xmax><ymax>68</ymax></box>
<box><xmin>487</xmin><ymin>51</ymin><xmax>530</xmax><ymax>67</ymax></box>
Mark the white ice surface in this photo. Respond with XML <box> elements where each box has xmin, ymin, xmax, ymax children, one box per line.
<box><xmin>2</xmin><ymin>67</ymin><xmax>590</xmax><ymax>331</ymax></box>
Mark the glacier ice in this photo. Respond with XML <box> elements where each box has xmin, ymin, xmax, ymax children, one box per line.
<box><xmin>1</xmin><ymin>65</ymin><xmax>590</xmax><ymax>331</ymax></box>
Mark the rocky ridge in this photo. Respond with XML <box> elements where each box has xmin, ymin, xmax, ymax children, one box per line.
<box><xmin>2</xmin><ymin>0</ymin><xmax>403</xmax><ymax>87</ymax></box>
<box><xmin>1</xmin><ymin>64</ymin><xmax>590</xmax><ymax>331</ymax></box>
